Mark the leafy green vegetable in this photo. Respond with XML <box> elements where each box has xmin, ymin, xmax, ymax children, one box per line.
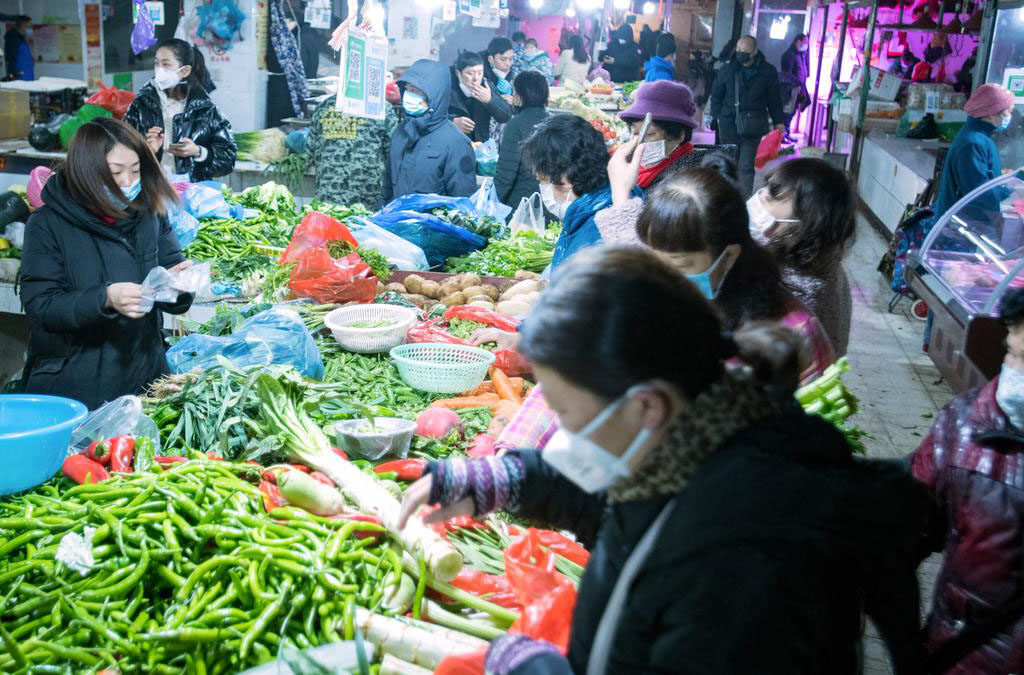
<box><xmin>267</xmin><ymin>153</ymin><xmax>312</xmax><ymax>193</ymax></box>
<box><xmin>234</xmin><ymin>128</ymin><xmax>289</xmax><ymax>163</ymax></box>
<box><xmin>327</xmin><ymin>240</ymin><xmax>392</xmax><ymax>282</ymax></box>
<box><xmin>430</xmin><ymin>208</ymin><xmax>506</xmax><ymax>239</ymax></box>
<box><xmin>234</xmin><ymin>181</ymin><xmax>299</xmax><ymax>218</ymax></box>
<box><xmin>444</xmin><ymin>230</ymin><xmax>558</xmax><ymax>277</ymax></box>
<box><xmin>447</xmin><ymin>319</ymin><xmax>487</xmax><ymax>342</ymax></box>
<box><xmin>346</xmin><ymin>319</ymin><xmax>398</xmax><ymax>329</ymax></box>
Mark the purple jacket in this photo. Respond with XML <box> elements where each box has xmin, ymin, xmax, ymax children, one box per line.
<box><xmin>911</xmin><ymin>376</ymin><xmax>1024</xmax><ymax>673</ymax></box>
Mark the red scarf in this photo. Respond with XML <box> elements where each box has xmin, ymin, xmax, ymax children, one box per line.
<box><xmin>636</xmin><ymin>142</ymin><xmax>693</xmax><ymax>189</ymax></box>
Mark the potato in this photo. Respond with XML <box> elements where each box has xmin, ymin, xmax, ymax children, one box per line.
<box><xmin>401</xmin><ymin>293</ymin><xmax>432</xmax><ymax>307</ymax></box>
<box><xmin>520</xmin><ymin>291</ymin><xmax>542</xmax><ymax>305</ymax></box>
<box><xmin>479</xmin><ymin>284</ymin><xmax>500</xmax><ymax>300</ymax></box>
<box><xmin>403</xmin><ymin>274</ymin><xmax>425</xmax><ymax>294</ymax></box>
<box><xmin>468</xmin><ymin>294</ymin><xmax>492</xmax><ymax>304</ymax></box>
<box><xmin>385</xmin><ymin>282</ymin><xmax>407</xmax><ymax>294</ymax></box>
<box><xmin>419</xmin><ymin>280</ymin><xmax>442</xmax><ymax>299</ymax></box>
<box><xmin>461</xmin><ymin>285</ymin><xmax>486</xmax><ymax>300</ymax></box>
<box><xmin>500</xmin><ymin>279</ymin><xmax>540</xmax><ymax>301</ymax></box>
<box><xmin>495</xmin><ymin>300</ymin><xmax>532</xmax><ymax>317</ymax></box>
<box><xmin>458</xmin><ymin>273</ymin><xmax>482</xmax><ymax>290</ymax></box>
<box><xmin>441</xmin><ymin>291</ymin><xmax>467</xmax><ymax>307</ymax></box>
<box><xmin>376</xmin><ymin>281</ymin><xmax>386</xmax><ymax>293</ymax></box>
<box><xmin>438</xmin><ymin>281</ymin><xmax>462</xmax><ymax>299</ymax></box>
<box><xmin>469</xmin><ymin>300</ymin><xmax>495</xmax><ymax>309</ymax></box>
<box><xmin>515</xmin><ymin>270</ymin><xmax>540</xmax><ymax>281</ymax></box>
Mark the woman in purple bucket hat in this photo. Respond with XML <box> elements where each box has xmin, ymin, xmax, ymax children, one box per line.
<box><xmin>618</xmin><ymin>80</ymin><xmax>701</xmax><ymax>190</ymax></box>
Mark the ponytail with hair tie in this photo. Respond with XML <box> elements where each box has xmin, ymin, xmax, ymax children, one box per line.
<box><xmin>732</xmin><ymin>323</ymin><xmax>801</xmax><ymax>400</ymax></box>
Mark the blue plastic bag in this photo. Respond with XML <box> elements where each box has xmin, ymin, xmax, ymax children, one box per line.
<box><xmin>197</xmin><ymin>0</ymin><xmax>247</xmax><ymax>45</ymax></box>
<box><xmin>166</xmin><ymin>201</ymin><xmax>201</xmax><ymax>248</ymax></box>
<box><xmin>380</xmin><ymin>193</ymin><xmax>477</xmax><ymax>216</ymax></box>
<box><xmin>347</xmin><ymin>216</ymin><xmax>428</xmax><ymax>271</ymax></box>
<box><xmin>131</xmin><ymin>0</ymin><xmax>157</xmax><ymax>54</ymax></box>
<box><xmin>167</xmin><ymin>308</ymin><xmax>324</xmax><ymax>379</ymax></box>
<box><xmin>368</xmin><ymin>211</ymin><xmax>486</xmax><ymax>268</ymax></box>
<box><xmin>184</xmin><ymin>183</ymin><xmax>245</xmax><ymax>220</ymax></box>
<box><xmin>285</xmin><ymin>129</ymin><xmax>309</xmax><ymax>155</ymax></box>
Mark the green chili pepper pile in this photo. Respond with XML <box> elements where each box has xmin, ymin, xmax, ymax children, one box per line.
<box><xmin>184</xmin><ymin>217</ymin><xmax>292</xmax><ymax>265</ymax></box>
<box><xmin>317</xmin><ymin>345</ymin><xmax>440</xmax><ymax>418</ymax></box>
<box><xmin>0</xmin><ymin>460</ymin><xmax>400</xmax><ymax>674</ymax></box>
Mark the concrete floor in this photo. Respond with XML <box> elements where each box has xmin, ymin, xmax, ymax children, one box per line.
<box><xmin>843</xmin><ymin>214</ymin><xmax>950</xmax><ymax>674</ymax></box>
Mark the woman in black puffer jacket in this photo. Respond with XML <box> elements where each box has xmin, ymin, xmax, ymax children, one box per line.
<box><xmin>124</xmin><ymin>39</ymin><xmax>236</xmax><ymax>181</ymax></box>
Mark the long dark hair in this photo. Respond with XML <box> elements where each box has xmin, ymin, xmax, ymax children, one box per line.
<box><xmin>569</xmin><ymin>34</ymin><xmax>588</xmax><ymax>64</ymax></box>
<box><xmin>519</xmin><ymin>246</ymin><xmax>801</xmax><ymax>400</ymax></box>
<box><xmin>636</xmin><ymin>167</ymin><xmax>792</xmax><ymax>329</ymax></box>
<box><xmin>762</xmin><ymin>158</ymin><xmax>856</xmax><ymax>278</ymax></box>
<box><xmin>156</xmin><ymin>38</ymin><xmax>215</xmax><ymax>96</ymax></box>
<box><xmin>63</xmin><ymin>118</ymin><xmax>177</xmax><ymax>220</ymax></box>
<box><xmin>521</xmin><ymin>114</ymin><xmax>609</xmax><ymax>196</ymax></box>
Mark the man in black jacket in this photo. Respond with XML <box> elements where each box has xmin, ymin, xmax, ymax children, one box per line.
<box><xmin>449</xmin><ymin>50</ymin><xmax>513</xmax><ymax>143</ymax></box>
<box><xmin>709</xmin><ymin>35</ymin><xmax>786</xmax><ymax>196</ymax></box>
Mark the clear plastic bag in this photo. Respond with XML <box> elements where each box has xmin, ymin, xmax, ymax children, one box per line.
<box><xmin>509</xmin><ymin>192</ymin><xmax>545</xmax><ymax>236</ymax></box>
<box><xmin>139</xmin><ymin>262</ymin><xmax>212</xmax><ymax>313</ymax></box>
<box><xmin>470</xmin><ymin>178</ymin><xmax>512</xmax><ymax>223</ymax></box>
<box><xmin>347</xmin><ymin>215</ymin><xmax>428</xmax><ymax>270</ymax></box>
<box><xmin>69</xmin><ymin>395</ymin><xmax>161</xmax><ymax>456</ymax></box>
<box><xmin>475</xmin><ymin>139</ymin><xmax>499</xmax><ymax>177</ymax></box>
<box><xmin>166</xmin><ymin>307</ymin><xmax>325</xmax><ymax>379</ymax></box>
<box><xmin>166</xmin><ymin>201</ymin><xmax>201</xmax><ymax>248</ymax></box>
<box><xmin>369</xmin><ymin>211</ymin><xmax>486</xmax><ymax>268</ymax></box>
<box><xmin>184</xmin><ymin>183</ymin><xmax>245</xmax><ymax>220</ymax></box>
<box><xmin>3</xmin><ymin>222</ymin><xmax>25</xmax><ymax>249</ymax></box>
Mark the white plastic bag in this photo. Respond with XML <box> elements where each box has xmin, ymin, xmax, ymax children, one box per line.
<box><xmin>509</xmin><ymin>192</ymin><xmax>545</xmax><ymax>236</ymax></box>
<box><xmin>3</xmin><ymin>221</ymin><xmax>25</xmax><ymax>249</ymax></box>
<box><xmin>471</xmin><ymin>178</ymin><xmax>513</xmax><ymax>223</ymax></box>
<box><xmin>139</xmin><ymin>261</ymin><xmax>212</xmax><ymax>313</ymax></box>
<box><xmin>69</xmin><ymin>395</ymin><xmax>161</xmax><ymax>455</ymax></box>
<box><xmin>347</xmin><ymin>216</ymin><xmax>429</xmax><ymax>270</ymax></box>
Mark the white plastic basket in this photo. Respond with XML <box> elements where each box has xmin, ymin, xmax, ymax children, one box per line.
<box><xmin>330</xmin><ymin>417</ymin><xmax>417</xmax><ymax>460</ymax></box>
<box><xmin>389</xmin><ymin>343</ymin><xmax>496</xmax><ymax>394</ymax></box>
<box><xmin>324</xmin><ymin>304</ymin><xmax>418</xmax><ymax>354</ymax></box>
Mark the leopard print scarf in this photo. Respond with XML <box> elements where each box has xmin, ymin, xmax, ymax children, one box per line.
<box><xmin>607</xmin><ymin>369</ymin><xmax>787</xmax><ymax>504</ymax></box>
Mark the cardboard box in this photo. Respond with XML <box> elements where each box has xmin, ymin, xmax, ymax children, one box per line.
<box><xmin>0</xmin><ymin>90</ymin><xmax>30</xmax><ymax>140</ymax></box>
<box><xmin>848</xmin><ymin>66</ymin><xmax>903</xmax><ymax>102</ymax></box>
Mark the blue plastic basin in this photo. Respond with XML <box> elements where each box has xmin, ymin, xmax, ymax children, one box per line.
<box><xmin>0</xmin><ymin>395</ymin><xmax>88</xmax><ymax>496</ymax></box>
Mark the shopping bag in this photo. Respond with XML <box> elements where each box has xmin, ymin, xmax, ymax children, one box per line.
<box><xmin>183</xmin><ymin>183</ymin><xmax>245</xmax><ymax>220</ymax></box>
<box><xmin>131</xmin><ymin>0</ymin><xmax>158</xmax><ymax>54</ymax></box>
<box><xmin>475</xmin><ymin>139</ymin><xmax>499</xmax><ymax>177</ymax></box>
<box><xmin>433</xmin><ymin>648</ymin><xmax>488</xmax><ymax>675</ymax></box>
<box><xmin>407</xmin><ymin>320</ymin><xmax>473</xmax><ymax>345</ymax></box>
<box><xmin>504</xmin><ymin>528</ymin><xmax>577</xmax><ymax>652</ymax></box>
<box><xmin>166</xmin><ymin>200</ymin><xmax>201</xmax><ymax>248</ymax></box>
<box><xmin>444</xmin><ymin>305</ymin><xmax>520</xmax><ymax>332</ymax></box>
<box><xmin>27</xmin><ymin>166</ymin><xmax>55</xmax><ymax>210</ymax></box>
<box><xmin>470</xmin><ymin>178</ymin><xmax>512</xmax><ymax>223</ymax></box>
<box><xmin>138</xmin><ymin>261</ymin><xmax>212</xmax><ymax>313</ymax></box>
<box><xmin>370</xmin><ymin>211</ymin><xmax>486</xmax><ymax>268</ymax></box>
<box><xmin>346</xmin><ymin>215</ymin><xmax>428</xmax><ymax>270</ymax></box>
<box><xmin>754</xmin><ymin>129</ymin><xmax>784</xmax><ymax>170</ymax></box>
<box><xmin>493</xmin><ymin>349</ymin><xmax>531</xmax><ymax>378</ymax></box>
<box><xmin>379</xmin><ymin>193</ymin><xmax>477</xmax><ymax>216</ymax></box>
<box><xmin>509</xmin><ymin>192</ymin><xmax>545</xmax><ymax>235</ymax></box>
<box><xmin>281</xmin><ymin>211</ymin><xmax>360</xmax><ymax>264</ymax></box>
<box><xmin>85</xmin><ymin>83</ymin><xmax>135</xmax><ymax>120</ymax></box>
<box><xmin>288</xmin><ymin>247</ymin><xmax>377</xmax><ymax>304</ymax></box>
<box><xmin>69</xmin><ymin>395</ymin><xmax>161</xmax><ymax>454</ymax></box>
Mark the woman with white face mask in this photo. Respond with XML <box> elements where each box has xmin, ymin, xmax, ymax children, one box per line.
<box><xmin>617</xmin><ymin>80</ymin><xmax>700</xmax><ymax>191</ymax></box>
<box><xmin>910</xmin><ymin>287</ymin><xmax>1024</xmax><ymax>673</ymax></box>
<box><xmin>748</xmin><ymin>158</ymin><xmax>856</xmax><ymax>356</ymax></box>
<box><xmin>123</xmin><ymin>39</ymin><xmax>236</xmax><ymax>181</ymax></box>
<box><xmin>399</xmin><ymin>246</ymin><xmax>928</xmax><ymax>675</ymax></box>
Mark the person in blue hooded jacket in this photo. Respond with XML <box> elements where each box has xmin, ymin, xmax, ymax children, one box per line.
<box><xmin>522</xmin><ymin>114</ymin><xmax>642</xmax><ymax>270</ymax></box>
<box><xmin>644</xmin><ymin>33</ymin><xmax>677</xmax><ymax>82</ymax></box>
<box><xmin>380</xmin><ymin>59</ymin><xmax>478</xmax><ymax>206</ymax></box>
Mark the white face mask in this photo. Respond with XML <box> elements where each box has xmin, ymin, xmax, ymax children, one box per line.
<box><xmin>640</xmin><ymin>140</ymin><xmax>667</xmax><ymax>168</ymax></box>
<box><xmin>997</xmin><ymin>365</ymin><xmax>1024</xmax><ymax>431</ymax></box>
<box><xmin>543</xmin><ymin>387</ymin><xmax>653</xmax><ymax>493</ymax></box>
<box><xmin>746</xmin><ymin>188</ymin><xmax>799</xmax><ymax>245</ymax></box>
<box><xmin>539</xmin><ymin>182</ymin><xmax>576</xmax><ymax>221</ymax></box>
<box><xmin>154</xmin><ymin>66</ymin><xmax>185</xmax><ymax>90</ymax></box>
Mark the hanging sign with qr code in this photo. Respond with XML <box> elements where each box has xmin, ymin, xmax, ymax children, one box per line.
<box><xmin>335</xmin><ymin>26</ymin><xmax>389</xmax><ymax>121</ymax></box>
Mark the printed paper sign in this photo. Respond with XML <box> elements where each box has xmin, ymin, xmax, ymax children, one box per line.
<box><xmin>1004</xmin><ymin>68</ymin><xmax>1024</xmax><ymax>104</ymax></box>
<box><xmin>336</xmin><ymin>26</ymin><xmax>388</xmax><ymax>121</ymax></box>
<box><xmin>133</xmin><ymin>1</ymin><xmax>165</xmax><ymax>25</ymax></box>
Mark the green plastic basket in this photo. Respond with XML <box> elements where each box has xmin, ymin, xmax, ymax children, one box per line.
<box><xmin>389</xmin><ymin>343</ymin><xmax>496</xmax><ymax>394</ymax></box>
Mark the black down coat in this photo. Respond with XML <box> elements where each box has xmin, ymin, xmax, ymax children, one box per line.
<box><xmin>19</xmin><ymin>174</ymin><xmax>192</xmax><ymax>410</ymax></box>
<box><xmin>123</xmin><ymin>83</ymin><xmax>237</xmax><ymax>181</ymax></box>
<box><xmin>503</xmin><ymin>410</ymin><xmax>929</xmax><ymax>675</ymax></box>
<box><xmin>709</xmin><ymin>51</ymin><xmax>786</xmax><ymax>138</ymax></box>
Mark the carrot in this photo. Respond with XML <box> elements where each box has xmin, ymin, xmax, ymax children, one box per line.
<box><xmin>488</xmin><ymin>399</ymin><xmax>522</xmax><ymax>437</ymax></box>
<box><xmin>429</xmin><ymin>394</ymin><xmax>501</xmax><ymax>410</ymax></box>
<box><xmin>490</xmin><ymin>367</ymin><xmax>522</xmax><ymax>404</ymax></box>
<box><xmin>461</xmin><ymin>378</ymin><xmax>526</xmax><ymax>398</ymax></box>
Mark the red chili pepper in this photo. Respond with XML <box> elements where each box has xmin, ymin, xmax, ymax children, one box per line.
<box><xmin>155</xmin><ymin>456</ymin><xmax>188</xmax><ymax>466</ymax></box>
<box><xmin>332</xmin><ymin>448</ymin><xmax>349</xmax><ymax>461</ymax></box>
<box><xmin>108</xmin><ymin>437</ymin><xmax>135</xmax><ymax>473</ymax></box>
<box><xmin>323</xmin><ymin>513</ymin><xmax>383</xmax><ymax>540</ymax></box>
<box><xmin>310</xmin><ymin>471</ymin><xmax>334</xmax><ymax>487</ymax></box>
<box><xmin>373</xmin><ymin>459</ymin><xmax>426</xmax><ymax>481</ymax></box>
<box><xmin>86</xmin><ymin>439</ymin><xmax>111</xmax><ymax>466</ymax></box>
<box><xmin>258</xmin><ymin>480</ymin><xmax>288</xmax><ymax>513</ymax></box>
<box><xmin>206</xmin><ymin>453</ymin><xmax>225</xmax><ymax>461</ymax></box>
<box><xmin>62</xmin><ymin>454</ymin><xmax>110</xmax><ymax>484</ymax></box>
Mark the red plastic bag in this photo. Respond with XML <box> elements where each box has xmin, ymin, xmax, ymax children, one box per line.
<box><xmin>407</xmin><ymin>320</ymin><xmax>473</xmax><ymax>346</ymax></box>
<box><xmin>281</xmin><ymin>211</ymin><xmax>359</xmax><ymax>264</ymax></box>
<box><xmin>754</xmin><ymin>129</ymin><xmax>784</xmax><ymax>170</ymax></box>
<box><xmin>508</xmin><ymin>525</ymin><xmax>590</xmax><ymax>567</ymax></box>
<box><xmin>433</xmin><ymin>647</ymin><xmax>488</xmax><ymax>675</ymax></box>
<box><xmin>504</xmin><ymin>528</ymin><xmax>578</xmax><ymax>652</ymax></box>
<box><xmin>288</xmin><ymin>247</ymin><xmax>376</xmax><ymax>304</ymax></box>
<box><xmin>451</xmin><ymin>568</ymin><xmax>521</xmax><ymax>609</ymax></box>
<box><xmin>493</xmin><ymin>348</ymin><xmax>532</xmax><ymax>378</ymax></box>
<box><xmin>445</xmin><ymin>305</ymin><xmax>521</xmax><ymax>332</ymax></box>
<box><xmin>86</xmin><ymin>82</ymin><xmax>135</xmax><ymax>119</ymax></box>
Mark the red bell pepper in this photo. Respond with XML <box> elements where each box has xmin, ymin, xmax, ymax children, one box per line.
<box><xmin>62</xmin><ymin>454</ymin><xmax>110</xmax><ymax>484</ymax></box>
<box><xmin>259</xmin><ymin>480</ymin><xmax>288</xmax><ymax>513</ymax></box>
<box><xmin>86</xmin><ymin>439</ymin><xmax>111</xmax><ymax>466</ymax></box>
<box><xmin>108</xmin><ymin>437</ymin><xmax>135</xmax><ymax>473</ymax></box>
<box><xmin>373</xmin><ymin>459</ymin><xmax>426</xmax><ymax>481</ymax></box>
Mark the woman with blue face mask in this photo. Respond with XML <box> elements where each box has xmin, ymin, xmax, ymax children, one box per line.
<box><xmin>19</xmin><ymin>118</ymin><xmax>193</xmax><ymax>409</ymax></box>
<box><xmin>399</xmin><ymin>246</ymin><xmax>928</xmax><ymax>675</ymax></box>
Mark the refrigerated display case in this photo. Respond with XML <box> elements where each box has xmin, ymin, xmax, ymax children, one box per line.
<box><xmin>906</xmin><ymin>170</ymin><xmax>1024</xmax><ymax>392</ymax></box>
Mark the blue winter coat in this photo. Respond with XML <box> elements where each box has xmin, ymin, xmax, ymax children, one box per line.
<box><xmin>644</xmin><ymin>56</ymin><xmax>675</xmax><ymax>82</ymax></box>
<box><xmin>381</xmin><ymin>59</ymin><xmax>478</xmax><ymax>206</ymax></box>
<box><xmin>933</xmin><ymin>116</ymin><xmax>1009</xmax><ymax>219</ymax></box>
<box><xmin>550</xmin><ymin>185</ymin><xmax>644</xmax><ymax>269</ymax></box>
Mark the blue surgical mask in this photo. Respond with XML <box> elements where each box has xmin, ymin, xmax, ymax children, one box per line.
<box><xmin>685</xmin><ymin>248</ymin><xmax>734</xmax><ymax>300</ymax></box>
<box><xmin>402</xmin><ymin>91</ymin><xmax>429</xmax><ymax>117</ymax></box>
<box><xmin>121</xmin><ymin>178</ymin><xmax>142</xmax><ymax>202</ymax></box>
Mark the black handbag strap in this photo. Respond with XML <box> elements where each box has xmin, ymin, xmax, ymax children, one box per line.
<box><xmin>734</xmin><ymin>69</ymin><xmax>742</xmax><ymax>117</ymax></box>
<box><xmin>926</xmin><ymin>595</ymin><xmax>1024</xmax><ymax>673</ymax></box>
